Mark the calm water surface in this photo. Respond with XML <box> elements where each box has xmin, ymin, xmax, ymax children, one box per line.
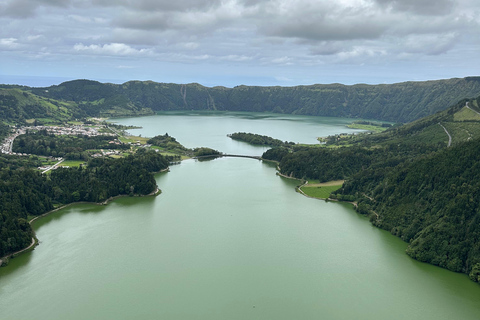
<box><xmin>1</xmin><ymin>112</ymin><xmax>480</xmax><ymax>319</ymax></box>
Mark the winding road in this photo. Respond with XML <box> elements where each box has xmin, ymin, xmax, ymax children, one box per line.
<box><xmin>438</xmin><ymin>122</ymin><xmax>452</xmax><ymax>147</ymax></box>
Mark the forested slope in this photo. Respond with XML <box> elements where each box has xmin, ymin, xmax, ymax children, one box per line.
<box><xmin>0</xmin><ymin>150</ymin><xmax>168</xmax><ymax>260</ymax></box>
<box><xmin>264</xmin><ymin>95</ymin><xmax>480</xmax><ymax>281</ymax></box>
<box><xmin>335</xmin><ymin>137</ymin><xmax>480</xmax><ymax>281</ymax></box>
<box><xmin>4</xmin><ymin>76</ymin><xmax>480</xmax><ymax>123</ymax></box>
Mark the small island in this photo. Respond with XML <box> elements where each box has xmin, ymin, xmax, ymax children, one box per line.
<box><xmin>228</xmin><ymin>132</ymin><xmax>295</xmax><ymax>147</ymax></box>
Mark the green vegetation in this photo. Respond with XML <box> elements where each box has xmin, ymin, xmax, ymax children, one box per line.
<box><xmin>193</xmin><ymin>147</ymin><xmax>221</xmax><ymax>157</ymax></box>
<box><xmin>4</xmin><ymin>77</ymin><xmax>480</xmax><ymax>282</ymax></box>
<box><xmin>12</xmin><ymin>130</ymin><xmax>128</xmax><ymax>159</ymax></box>
<box><xmin>300</xmin><ymin>184</ymin><xmax>343</xmax><ymax>199</ymax></box>
<box><xmin>0</xmin><ymin>150</ymin><xmax>168</xmax><ymax>258</ymax></box>
<box><xmin>0</xmin><ymin>122</ymin><xmax>11</xmax><ymax>140</ymax></box>
<box><xmin>264</xmin><ymin>95</ymin><xmax>480</xmax><ymax>282</ymax></box>
<box><xmin>346</xmin><ymin>120</ymin><xmax>392</xmax><ymax>133</ymax></box>
<box><xmin>3</xmin><ymin>77</ymin><xmax>480</xmax><ymax>125</ymax></box>
<box><xmin>0</xmin><ymin>88</ymin><xmax>78</xmax><ymax>124</ymax></box>
<box><xmin>228</xmin><ymin>132</ymin><xmax>294</xmax><ymax>147</ymax></box>
<box><xmin>60</xmin><ymin>160</ymin><xmax>85</xmax><ymax>167</ymax></box>
<box><xmin>146</xmin><ymin>134</ymin><xmax>221</xmax><ymax>159</ymax></box>
<box><xmin>147</xmin><ymin>133</ymin><xmax>190</xmax><ymax>155</ymax></box>
<box><xmin>454</xmin><ymin>106</ymin><xmax>480</xmax><ymax>121</ymax></box>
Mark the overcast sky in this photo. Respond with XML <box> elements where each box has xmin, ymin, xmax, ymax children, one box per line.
<box><xmin>1</xmin><ymin>0</ymin><xmax>479</xmax><ymax>87</ymax></box>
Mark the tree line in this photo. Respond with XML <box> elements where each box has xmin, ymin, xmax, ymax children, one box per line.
<box><xmin>1</xmin><ymin>76</ymin><xmax>476</xmax><ymax>124</ymax></box>
<box><xmin>0</xmin><ymin>149</ymin><xmax>168</xmax><ymax>259</ymax></box>
<box><xmin>261</xmin><ymin>95</ymin><xmax>480</xmax><ymax>282</ymax></box>
<box><xmin>228</xmin><ymin>132</ymin><xmax>294</xmax><ymax>147</ymax></box>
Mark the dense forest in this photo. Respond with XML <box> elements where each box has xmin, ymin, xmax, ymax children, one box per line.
<box><xmin>228</xmin><ymin>132</ymin><xmax>294</xmax><ymax>147</ymax></box>
<box><xmin>338</xmin><ymin>139</ymin><xmax>480</xmax><ymax>279</ymax></box>
<box><xmin>147</xmin><ymin>133</ymin><xmax>190</xmax><ymax>155</ymax></box>
<box><xmin>262</xmin><ymin>95</ymin><xmax>480</xmax><ymax>281</ymax></box>
<box><xmin>3</xmin><ymin>77</ymin><xmax>480</xmax><ymax>124</ymax></box>
<box><xmin>0</xmin><ymin>149</ymin><xmax>168</xmax><ymax>259</ymax></box>
<box><xmin>147</xmin><ymin>134</ymin><xmax>221</xmax><ymax>158</ymax></box>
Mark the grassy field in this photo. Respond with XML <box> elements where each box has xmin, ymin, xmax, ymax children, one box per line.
<box><xmin>118</xmin><ymin>135</ymin><xmax>149</xmax><ymax>144</ymax></box>
<box><xmin>155</xmin><ymin>150</ymin><xmax>191</xmax><ymax>160</ymax></box>
<box><xmin>454</xmin><ymin>106</ymin><xmax>480</xmax><ymax>121</ymax></box>
<box><xmin>300</xmin><ymin>180</ymin><xmax>344</xmax><ymax>199</ymax></box>
<box><xmin>300</xmin><ymin>185</ymin><xmax>342</xmax><ymax>199</ymax></box>
<box><xmin>346</xmin><ymin>123</ymin><xmax>390</xmax><ymax>133</ymax></box>
<box><xmin>61</xmin><ymin>160</ymin><xmax>85</xmax><ymax>167</ymax></box>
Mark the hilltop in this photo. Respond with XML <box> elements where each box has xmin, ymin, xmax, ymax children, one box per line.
<box><xmin>2</xmin><ymin>77</ymin><xmax>480</xmax><ymax>124</ymax></box>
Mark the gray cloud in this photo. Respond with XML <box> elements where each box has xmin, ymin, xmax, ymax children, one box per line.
<box><xmin>91</xmin><ymin>0</ymin><xmax>224</xmax><ymax>12</ymax></box>
<box><xmin>261</xmin><ymin>16</ymin><xmax>387</xmax><ymax>41</ymax></box>
<box><xmin>0</xmin><ymin>0</ymin><xmax>69</xmax><ymax>18</ymax></box>
<box><xmin>374</xmin><ymin>0</ymin><xmax>456</xmax><ymax>16</ymax></box>
<box><xmin>0</xmin><ymin>0</ymin><xmax>479</xmax><ymax>85</ymax></box>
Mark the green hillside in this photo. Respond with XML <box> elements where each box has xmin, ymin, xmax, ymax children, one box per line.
<box><xmin>0</xmin><ymin>88</ymin><xmax>78</xmax><ymax>123</ymax></box>
<box><xmin>266</xmin><ymin>95</ymin><xmax>480</xmax><ymax>281</ymax></box>
<box><xmin>30</xmin><ymin>80</ymin><xmax>153</xmax><ymax>118</ymax></box>
<box><xmin>7</xmin><ymin>76</ymin><xmax>480</xmax><ymax>123</ymax></box>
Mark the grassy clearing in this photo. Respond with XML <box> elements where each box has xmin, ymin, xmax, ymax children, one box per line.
<box><xmin>40</xmin><ymin>159</ymin><xmax>57</xmax><ymax>166</ymax></box>
<box><xmin>156</xmin><ymin>151</ymin><xmax>191</xmax><ymax>160</ymax></box>
<box><xmin>119</xmin><ymin>135</ymin><xmax>149</xmax><ymax>144</ymax></box>
<box><xmin>347</xmin><ymin>123</ymin><xmax>389</xmax><ymax>133</ymax></box>
<box><xmin>67</xmin><ymin>121</ymin><xmax>83</xmax><ymax>125</ymax></box>
<box><xmin>300</xmin><ymin>185</ymin><xmax>342</xmax><ymax>199</ymax></box>
<box><xmin>305</xmin><ymin>179</ymin><xmax>344</xmax><ymax>186</ymax></box>
<box><xmin>299</xmin><ymin>180</ymin><xmax>344</xmax><ymax>199</ymax></box>
<box><xmin>444</xmin><ymin>121</ymin><xmax>480</xmax><ymax>144</ymax></box>
<box><xmin>61</xmin><ymin>160</ymin><xmax>85</xmax><ymax>167</ymax></box>
<box><xmin>454</xmin><ymin>107</ymin><xmax>480</xmax><ymax>121</ymax></box>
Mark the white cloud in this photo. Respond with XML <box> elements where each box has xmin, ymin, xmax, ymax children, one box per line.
<box><xmin>182</xmin><ymin>42</ymin><xmax>200</xmax><ymax>50</ymax></box>
<box><xmin>73</xmin><ymin>43</ymin><xmax>153</xmax><ymax>56</ymax></box>
<box><xmin>271</xmin><ymin>56</ymin><xmax>292</xmax><ymax>65</ymax></box>
<box><xmin>0</xmin><ymin>37</ymin><xmax>20</xmax><ymax>49</ymax></box>
<box><xmin>220</xmin><ymin>54</ymin><xmax>253</xmax><ymax>62</ymax></box>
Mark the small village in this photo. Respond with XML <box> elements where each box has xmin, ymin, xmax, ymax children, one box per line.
<box><xmin>0</xmin><ymin>124</ymin><xmax>145</xmax><ymax>174</ymax></box>
<box><xmin>0</xmin><ymin>124</ymin><xmax>109</xmax><ymax>155</ymax></box>
<box><xmin>0</xmin><ymin>123</ymin><xmax>159</xmax><ymax>175</ymax></box>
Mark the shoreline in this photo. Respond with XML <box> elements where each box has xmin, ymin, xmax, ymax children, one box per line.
<box><xmin>0</xmin><ymin>182</ymin><xmax>164</xmax><ymax>267</ymax></box>
<box><xmin>276</xmin><ymin>171</ymin><xmax>356</xmax><ymax>206</ymax></box>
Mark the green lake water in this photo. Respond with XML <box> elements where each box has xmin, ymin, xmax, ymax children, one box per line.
<box><xmin>1</xmin><ymin>112</ymin><xmax>480</xmax><ymax>319</ymax></box>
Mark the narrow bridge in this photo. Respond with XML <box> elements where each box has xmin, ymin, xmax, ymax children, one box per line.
<box><xmin>193</xmin><ymin>154</ymin><xmax>262</xmax><ymax>160</ymax></box>
<box><xmin>223</xmin><ymin>154</ymin><xmax>262</xmax><ymax>160</ymax></box>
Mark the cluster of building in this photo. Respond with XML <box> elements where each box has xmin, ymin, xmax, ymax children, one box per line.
<box><xmin>0</xmin><ymin>124</ymin><xmax>113</xmax><ymax>155</ymax></box>
<box><xmin>0</xmin><ymin>128</ymin><xmax>25</xmax><ymax>154</ymax></box>
<box><xmin>91</xmin><ymin>149</ymin><xmax>123</xmax><ymax>158</ymax></box>
<box><xmin>29</xmin><ymin>125</ymin><xmax>106</xmax><ymax>137</ymax></box>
